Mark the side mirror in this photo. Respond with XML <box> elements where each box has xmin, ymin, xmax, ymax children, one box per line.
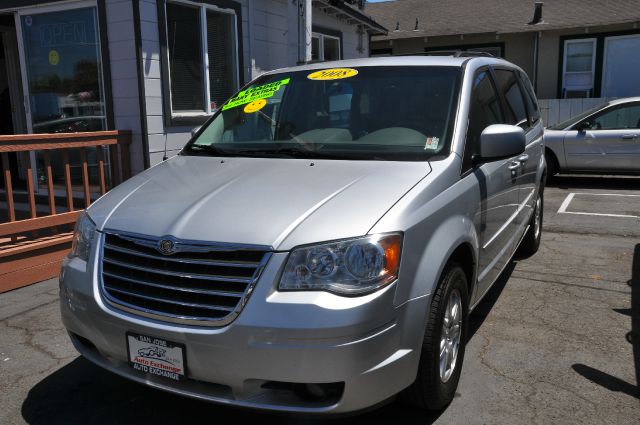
<box><xmin>477</xmin><ymin>124</ymin><xmax>526</xmax><ymax>162</ymax></box>
<box><xmin>575</xmin><ymin>121</ymin><xmax>592</xmax><ymax>132</ymax></box>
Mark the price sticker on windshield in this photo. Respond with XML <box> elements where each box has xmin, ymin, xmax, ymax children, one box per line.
<box><xmin>244</xmin><ymin>98</ymin><xmax>267</xmax><ymax>113</ymax></box>
<box><xmin>307</xmin><ymin>68</ymin><xmax>358</xmax><ymax>81</ymax></box>
<box><xmin>222</xmin><ymin>77</ymin><xmax>290</xmax><ymax>111</ymax></box>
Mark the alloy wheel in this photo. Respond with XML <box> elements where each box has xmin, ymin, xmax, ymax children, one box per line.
<box><xmin>440</xmin><ymin>288</ymin><xmax>462</xmax><ymax>383</ymax></box>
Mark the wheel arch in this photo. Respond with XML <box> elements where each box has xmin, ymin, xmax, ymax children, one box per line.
<box><xmin>447</xmin><ymin>242</ymin><xmax>476</xmax><ymax>299</ymax></box>
<box><xmin>544</xmin><ymin>146</ymin><xmax>561</xmax><ymax>175</ymax></box>
<box><xmin>394</xmin><ymin>215</ymin><xmax>479</xmax><ymax>308</ymax></box>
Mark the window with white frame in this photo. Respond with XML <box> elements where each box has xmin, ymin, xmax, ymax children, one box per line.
<box><xmin>562</xmin><ymin>39</ymin><xmax>596</xmax><ymax>98</ymax></box>
<box><xmin>165</xmin><ymin>1</ymin><xmax>239</xmax><ymax>115</ymax></box>
<box><xmin>311</xmin><ymin>32</ymin><xmax>341</xmax><ymax>61</ymax></box>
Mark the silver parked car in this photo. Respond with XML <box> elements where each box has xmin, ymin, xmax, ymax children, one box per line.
<box><xmin>60</xmin><ymin>56</ymin><xmax>546</xmax><ymax>414</ymax></box>
<box><xmin>544</xmin><ymin>97</ymin><xmax>640</xmax><ymax>175</ymax></box>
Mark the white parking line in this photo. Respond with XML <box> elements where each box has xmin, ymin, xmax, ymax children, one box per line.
<box><xmin>559</xmin><ymin>211</ymin><xmax>639</xmax><ymax>218</ymax></box>
<box><xmin>557</xmin><ymin>192</ymin><xmax>640</xmax><ymax>219</ymax></box>
<box><xmin>573</xmin><ymin>192</ymin><xmax>640</xmax><ymax>198</ymax></box>
<box><xmin>557</xmin><ymin>193</ymin><xmax>575</xmax><ymax>213</ymax></box>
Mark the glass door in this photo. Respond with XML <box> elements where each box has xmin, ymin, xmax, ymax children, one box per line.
<box><xmin>602</xmin><ymin>35</ymin><xmax>640</xmax><ymax>98</ymax></box>
<box><xmin>16</xmin><ymin>2</ymin><xmax>108</xmax><ymax>196</ymax></box>
<box><xmin>0</xmin><ymin>20</ymin><xmax>29</xmax><ymax>194</ymax></box>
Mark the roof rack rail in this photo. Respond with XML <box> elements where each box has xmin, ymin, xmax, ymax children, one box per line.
<box><xmin>398</xmin><ymin>50</ymin><xmax>495</xmax><ymax>58</ymax></box>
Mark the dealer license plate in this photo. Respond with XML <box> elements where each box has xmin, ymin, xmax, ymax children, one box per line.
<box><xmin>127</xmin><ymin>332</ymin><xmax>186</xmax><ymax>381</ymax></box>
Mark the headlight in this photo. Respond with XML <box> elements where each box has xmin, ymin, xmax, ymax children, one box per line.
<box><xmin>279</xmin><ymin>233</ymin><xmax>402</xmax><ymax>295</ymax></box>
<box><xmin>70</xmin><ymin>212</ymin><xmax>96</xmax><ymax>261</ymax></box>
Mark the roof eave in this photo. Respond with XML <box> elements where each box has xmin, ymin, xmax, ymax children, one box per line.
<box><xmin>313</xmin><ymin>0</ymin><xmax>388</xmax><ymax>35</ymax></box>
<box><xmin>371</xmin><ymin>19</ymin><xmax>640</xmax><ymax>41</ymax></box>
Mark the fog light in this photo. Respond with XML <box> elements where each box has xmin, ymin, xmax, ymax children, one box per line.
<box><xmin>293</xmin><ymin>382</ymin><xmax>344</xmax><ymax>401</ymax></box>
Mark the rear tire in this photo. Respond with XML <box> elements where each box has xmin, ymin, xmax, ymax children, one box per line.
<box><xmin>545</xmin><ymin>150</ymin><xmax>559</xmax><ymax>177</ymax></box>
<box><xmin>401</xmin><ymin>263</ymin><xmax>469</xmax><ymax>410</ymax></box>
<box><xmin>518</xmin><ymin>188</ymin><xmax>543</xmax><ymax>257</ymax></box>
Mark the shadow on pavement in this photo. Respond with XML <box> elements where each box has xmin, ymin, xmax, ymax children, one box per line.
<box><xmin>631</xmin><ymin>244</ymin><xmax>640</xmax><ymax>393</ymax></box>
<box><xmin>546</xmin><ymin>175</ymin><xmax>640</xmax><ymax>191</ymax></box>
<box><xmin>467</xmin><ymin>261</ymin><xmax>517</xmax><ymax>342</ymax></box>
<box><xmin>571</xmin><ymin>364</ymin><xmax>638</xmax><ymax>399</ymax></box>
<box><xmin>21</xmin><ymin>356</ymin><xmax>444</xmax><ymax>425</ymax></box>
<box><xmin>571</xmin><ymin>243</ymin><xmax>640</xmax><ymax>399</ymax></box>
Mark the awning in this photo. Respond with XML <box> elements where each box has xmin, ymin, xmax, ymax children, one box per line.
<box><xmin>313</xmin><ymin>0</ymin><xmax>388</xmax><ymax>35</ymax></box>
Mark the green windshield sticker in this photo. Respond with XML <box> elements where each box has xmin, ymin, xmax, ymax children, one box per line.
<box><xmin>221</xmin><ymin>77</ymin><xmax>290</xmax><ymax>111</ymax></box>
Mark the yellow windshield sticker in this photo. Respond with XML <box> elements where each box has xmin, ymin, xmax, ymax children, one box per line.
<box><xmin>221</xmin><ymin>77</ymin><xmax>290</xmax><ymax>111</ymax></box>
<box><xmin>243</xmin><ymin>98</ymin><xmax>267</xmax><ymax>113</ymax></box>
<box><xmin>48</xmin><ymin>50</ymin><xmax>60</xmax><ymax>66</ymax></box>
<box><xmin>307</xmin><ymin>68</ymin><xmax>358</xmax><ymax>81</ymax></box>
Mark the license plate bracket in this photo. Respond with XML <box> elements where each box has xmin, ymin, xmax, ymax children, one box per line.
<box><xmin>126</xmin><ymin>332</ymin><xmax>186</xmax><ymax>381</ymax></box>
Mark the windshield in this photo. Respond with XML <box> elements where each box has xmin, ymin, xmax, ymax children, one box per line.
<box><xmin>183</xmin><ymin>66</ymin><xmax>461</xmax><ymax>161</ymax></box>
<box><xmin>548</xmin><ymin>102</ymin><xmax>609</xmax><ymax>130</ymax></box>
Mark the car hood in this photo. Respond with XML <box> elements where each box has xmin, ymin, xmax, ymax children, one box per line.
<box><xmin>543</xmin><ymin>128</ymin><xmax>567</xmax><ymax>145</ymax></box>
<box><xmin>89</xmin><ymin>155</ymin><xmax>431</xmax><ymax>250</ymax></box>
<box><xmin>543</xmin><ymin>129</ymin><xmax>567</xmax><ymax>136</ymax></box>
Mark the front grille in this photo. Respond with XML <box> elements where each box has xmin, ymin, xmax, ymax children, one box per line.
<box><xmin>100</xmin><ymin>232</ymin><xmax>271</xmax><ymax>326</ymax></box>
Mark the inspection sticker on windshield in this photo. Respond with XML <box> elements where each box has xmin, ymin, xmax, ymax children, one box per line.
<box><xmin>221</xmin><ymin>77</ymin><xmax>290</xmax><ymax>111</ymax></box>
<box><xmin>127</xmin><ymin>332</ymin><xmax>186</xmax><ymax>381</ymax></box>
<box><xmin>307</xmin><ymin>68</ymin><xmax>358</xmax><ymax>81</ymax></box>
<box><xmin>425</xmin><ymin>137</ymin><xmax>440</xmax><ymax>150</ymax></box>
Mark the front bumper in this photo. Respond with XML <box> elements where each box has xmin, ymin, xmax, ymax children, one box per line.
<box><xmin>59</xmin><ymin>246</ymin><xmax>428</xmax><ymax>414</ymax></box>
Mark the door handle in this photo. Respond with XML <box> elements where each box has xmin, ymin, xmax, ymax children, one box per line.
<box><xmin>517</xmin><ymin>154</ymin><xmax>529</xmax><ymax>163</ymax></box>
<box><xmin>621</xmin><ymin>134</ymin><xmax>638</xmax><ymax>139</ymax></box>
<box><xmin>508</xmin><ymin>161</ymin><xmax>521</xmax><ymax>171</ymax></box>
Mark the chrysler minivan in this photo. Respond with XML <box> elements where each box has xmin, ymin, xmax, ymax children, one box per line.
<box><xmin>60</xmin><ymin>55</ymin><xmax>545</xmax><ymax>414</ymax></box>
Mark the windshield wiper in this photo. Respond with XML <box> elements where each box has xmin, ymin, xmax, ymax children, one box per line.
<box><xmin>186</xmin><ymin>144</ymin><xmax>353</xmax><ymax>160</ymax></box>
<box><xmin>271</xmin><ymin>145</ymin><xmax>352</xmax><ymax>159</ymax></box>
<box><xmin>186</xmin><ymin>144</ymin><xmax>231</xmax><ymax>155</ymax></box>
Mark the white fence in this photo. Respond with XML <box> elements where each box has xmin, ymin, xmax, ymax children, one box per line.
<box><xmin>538</xmin><ymin>98</ymin><xmax>615</xmax><ymax>127</ymax></box>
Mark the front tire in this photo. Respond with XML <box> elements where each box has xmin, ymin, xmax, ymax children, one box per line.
<box><xmin>401</xmin><ymin>263</ymin><xmax>469</xmax><ymax>410</ymax></box>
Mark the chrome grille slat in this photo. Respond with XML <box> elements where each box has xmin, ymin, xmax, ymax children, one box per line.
<box><xmin>100</xmin><ymin>232</ymin><xmax>271</xmax><ymax>326</ymax></box>
<box><xmin>104</xmin><ymin>243</ymin><xmax>261</xmax><ymax>268</ymax></box>
<box><xmin>101</xmin><ymin>291</ymin><xmax>231</xmax><ymax>323</ymax></box>
<box><xmin>105</xmin><ymin>287</ymin><xmax>236</xmax><ymax>312</ymax></box>
<box><xmin>103</xmin><ymin>257</ymin><xmax>254</xmax><ymax>283</ymax></box>
<box><xmin>102</xmin><ymin>271</ymin><xmax>244</xmax><ymax>298</ymax></box>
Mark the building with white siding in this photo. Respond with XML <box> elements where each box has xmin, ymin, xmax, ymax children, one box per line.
<box><xmin>0</xmin><ymin>0</ymin><xmax>386</xmax><ymax>177</ymax></box>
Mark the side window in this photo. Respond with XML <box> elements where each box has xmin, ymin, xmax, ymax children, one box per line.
<box><xmin>462</xmin><ymin>70</ymin><xmax>503</xmax><ymax>172</ymax></box>
<box><xmin>493</xmin><ymin>69</ymin><xmax>529</xmax><ymax>130</ymax></box>
<box><xmin>592</xmin><ymin>104</ymin><xmax>640</xmax><ymax>130</ymax></box>
<box><xmin>519</xmin><ymin>71</ymin><xmax>541</xmax><ymax>124</ymax></box>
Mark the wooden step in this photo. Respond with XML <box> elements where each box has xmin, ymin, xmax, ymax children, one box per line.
<box><xmin>0</xmin><ymin>235</ymin><xmax>73</xmax><ymax>293</ymax></box>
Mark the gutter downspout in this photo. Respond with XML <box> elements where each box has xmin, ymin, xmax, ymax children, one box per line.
<box><xmin>532</xmin><ymin>31</ymin><xmax>540</xmax><ymax>93</ymax></box>
<box><xmin>303</xmin><ymin>0</ymin><xmax>312</xmax><ymax>63</ymax></box>
<box><xmin>133</xmin><ymin>0</ymin><xmax>150</xmax><ymax>169</ymax></box>
<box><xmin>247</xmin><ymin>0</ymin><xmax>256</xmax><ymax>79</ymax></box>
<box><xmin>533</xmin><ymin>32</ymin><xmax>542</xmax><ymax>94</ymax></box>
<box><xmin>297</xmin><ymin>0</ymin><xmax>302</xmax><ymax>63</ymax></box>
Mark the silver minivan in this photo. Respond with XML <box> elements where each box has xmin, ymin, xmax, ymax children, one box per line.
<box><xmin>60</xmin><ymin>56</ymin><xmax>546</xmax><ymax>414</ymax></box>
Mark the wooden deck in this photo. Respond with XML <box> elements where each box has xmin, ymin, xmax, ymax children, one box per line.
<box><xmin>0</xmin><ymin>131</ymin><xmax>131</xmax><ymax>292</ymax></box>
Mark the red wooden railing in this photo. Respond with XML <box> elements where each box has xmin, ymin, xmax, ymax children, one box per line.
<box><xmin>0</xmin><ymin>130</ymin><xmax>131</xmax><ymax>292</ymax></box>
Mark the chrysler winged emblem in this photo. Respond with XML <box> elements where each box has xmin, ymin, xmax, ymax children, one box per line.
<box><xmin>158</xmin><ymin>239</ymin><xmax>175</xmax><ymax>255</ymax></box>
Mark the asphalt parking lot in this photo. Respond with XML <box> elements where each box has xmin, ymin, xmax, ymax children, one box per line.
<box><xmin>1</xmin><ymin>175</ymin><xmax>638</xmax><ymax>425</ymax></box>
